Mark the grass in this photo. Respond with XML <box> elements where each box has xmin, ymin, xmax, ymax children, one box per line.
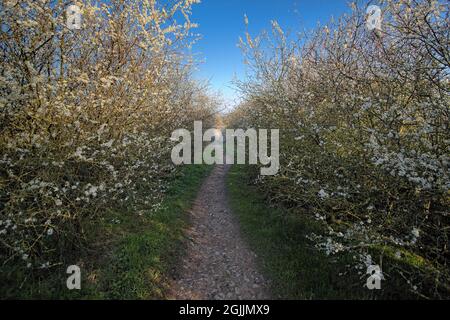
<box><xmin>4</xmin><ymin>162</ymin><xmax>432</xmax><ymax>299</ymax></box>
<box><xmin>2</xmin><ymin>164</ymin><xmax>212</xmax><ymax>299</ymax></box>
<box><xmin>88</xmin><ymin>164</ymin><xmax>213</xmax><ymax>299</ymax></box>
<box><xmin>226</xmin><ymin>165</ymin><xmax>420</xmax><ymax>300</ymax></box>
<box><xmin>227</xmin><ymin>165</ymin><xmax>351</xmax><ymax>299</ymax></box>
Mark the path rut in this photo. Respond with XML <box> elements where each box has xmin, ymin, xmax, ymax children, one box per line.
<box><xmin>169</xmin><ymin>164</ymin><xmax>270</xmax><ymax>300</ymax></box>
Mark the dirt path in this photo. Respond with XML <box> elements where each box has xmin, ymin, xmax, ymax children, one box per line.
<box><xmin>169</xmin><ymin>164</ymin><xmax>270</xmax><ymax>300</ymax></box>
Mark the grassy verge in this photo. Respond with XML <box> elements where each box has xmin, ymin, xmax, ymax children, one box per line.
<box><xmin>86</xmin><ymin>164</ymin><xmax>213</xmax><ymax>299</ymax></box>
<box><xmin>227</xmin><ymin>165</ymin><xmax>418</xmax><ymax>299</ymax></box>
<box><xmin>3</xmin><ymin>164</ymin><xmax>212</xmax><ymax>299</ymax></box>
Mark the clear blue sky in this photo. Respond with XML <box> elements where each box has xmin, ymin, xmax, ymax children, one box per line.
<box><xmin>190</xmin><ymin>0</ymin><xmax>352</xmax><ymax>107</ymax></box>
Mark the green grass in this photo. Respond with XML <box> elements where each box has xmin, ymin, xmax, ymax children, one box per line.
<box><xmin>89</xmin><ymin>164</ymin><xmax>213</xmax><ymax>299</ymax></box>
<box><xmin>2</xmin><ymin>164</ymin><xmax>212</xmax><ymax>299</ymax></box>
<box><xmin>227</xmin><ymin>165</ymin><xmax>442</xmax><ymax>299</ymax></box>
<box><xmin>226</xmin><ymin>165</ymin><xmax>414</xmax><ymax>300</ymax></box>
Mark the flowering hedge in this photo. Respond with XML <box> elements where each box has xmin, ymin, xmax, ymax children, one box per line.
<box><xmin>0</xmin><ymin>0</ymin><xmax>215</xmax><ymax>278</ymax></box>
<box><xmin>231</xmin><ymin>0</ymin><xmax>449</xmax><ymax>298</ymax></box>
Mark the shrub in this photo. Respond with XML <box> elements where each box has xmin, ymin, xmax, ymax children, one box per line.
<box><xmin>0</xmin><ymin>0</ymin><xmax>215</xmax><ymax>280</ymax></box>
<box><xmin>230</xmin><ymin>0</ymin><xmax>449</xmax><ymax>298</ymax></box>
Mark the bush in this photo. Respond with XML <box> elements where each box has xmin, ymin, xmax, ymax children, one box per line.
<box><xmin>230</xmin><ymin>0</ymin><xmax>449</xmax><ymax>298</ymax></box>
<box><xmin>0</xmin><ymin>0</ymin><xmax>215</xmax><ymax>281</ymax></box>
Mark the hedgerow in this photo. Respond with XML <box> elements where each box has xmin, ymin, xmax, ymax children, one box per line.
<box><xmin>0</xmin><ymin>0</ymin><xmax>215</xmax><ymax>283</ymax></box>
<box><xmin>229</xmin><ymin>0</ymin><xmax>449</xmax><ymax>298</ymax></box>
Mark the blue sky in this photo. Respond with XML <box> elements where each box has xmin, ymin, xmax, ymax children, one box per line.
<box><xmin>190</xmin><ymin>0</ymin><xmax>352</xmax><ymax>107</ymax></box>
